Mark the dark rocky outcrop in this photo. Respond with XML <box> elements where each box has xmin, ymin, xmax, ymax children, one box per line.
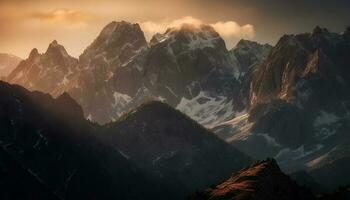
<box><xmin>191</xmin><ymin>159</ymin><xmax>315</xmax><ymax>200</ymax></box>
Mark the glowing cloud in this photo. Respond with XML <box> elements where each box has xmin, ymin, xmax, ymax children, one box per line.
<box><xmin>30</xmin><ymin>9</ymin><xmax>95</xmax><ymax>26</ymax></box>
<box><xmin>211</xmin><ymin>21</ymin><xmax>255</xmax><ymax>39</ymax></box>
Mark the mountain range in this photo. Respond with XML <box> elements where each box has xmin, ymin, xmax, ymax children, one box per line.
<box><xmin>6</xmin><ymin>21</ymin><xmax>272</xmax><ymax>127</ymax></box>
<box><xmin>1</xmin><ymin>20</ymin><xmax>350</xmax><ymax>199</ymax></box>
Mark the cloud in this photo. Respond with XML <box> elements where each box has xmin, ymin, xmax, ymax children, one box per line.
<box><xmin>30</xmin><ymin>9</ymin><xmax>95</xmax><ymax>26</ymax></box>
<box><xmin>211</xmin><ymin>21</ymin><xmax>255</xmax><ymax>39</ymax></box>
<box><xmin>140</xmin><ymin>16</ymin><xmax>255</xmax><ymax>48</ymax></box>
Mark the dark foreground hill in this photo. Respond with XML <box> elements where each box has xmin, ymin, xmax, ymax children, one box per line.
<box><xmin>100</xmin><ymin>101</ymin><xmax>251</xmax><ymax>196</ymax></box>
<box><xmin>0</xmin><ymin>81</ymin><xmax>250</xmax><ymax>199</ymax></box>
<box><xmin>0</xmin><ymin>146</ymin><xmax>59</xmax><ymax>200</ymax></box>
<box><xmin>0</xmin><ymin>81</ymin><xmax>171</xmax><ymax>199</ymax></box>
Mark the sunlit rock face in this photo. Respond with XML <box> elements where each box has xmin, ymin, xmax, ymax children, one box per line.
<box><xmin>250</xmin><ymin>26</ymin><xmax>350</xmax><ymax>109</ymax></box>
<box><xmin>229</xmin><ymin>39</ymin><xmax>273</xmax><ymax>110</ymax></box>
<box><xmin>191</xmin><ymin>159</ymin><xmax>315</xmax><ymax>200</ymax></box>
<box><xmin>7</xmin><ymin>40</ymin><xmax>78</xmax><ymax>95</ymax></box>
<box><xmin>213</xmin><ymin>27</ymin><xmax>350</xmax><ymax>190</ymax></box>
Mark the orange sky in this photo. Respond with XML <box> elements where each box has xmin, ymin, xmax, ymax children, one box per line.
<box><xmin>0</xmin><ymin>0</ymin><xmax>349</xmax><ymax>58</ymax></box>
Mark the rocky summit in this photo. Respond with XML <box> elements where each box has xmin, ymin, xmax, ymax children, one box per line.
<box><xmin>191</xmin><ymin>159</ymin><xmax>315</xmax><ymax>200</ymax></box>
<box><xmin>7</xmin><ymin>40</ymin><xmax>78</xmax><ymax>95</ymax></box>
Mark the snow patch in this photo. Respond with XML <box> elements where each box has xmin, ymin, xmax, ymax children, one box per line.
<box><xmin>60</xmin><ymin>76</ymin><xmax>69</xmax><ymax>85</ymax></box>
<box><xmin>177</xmin><ymin>91</ymin><xmax>235</xmax><ymax>127</ymax></box>
<box><xmin>112</xmin><ymin>91</ymin><xmax>132</xmax><ymax>108</ymax></box>
<box><xmin>165</xmin><ymin>85</ymin><xmax>178</xmax><ymax>98</ymax></box>
<box><xmin>87</xmin><ymin>114</ymin><xmax>93</xmax><ymax>121</ymax></box>
<box><xmin>152</xmin><ymin>151</ymin><xmax>177</xmax><ymax>166</ymax></box>
<box><xmin>275</xmin><ymin>144</ymin><xmax>323</xmax><ymax>161</ymax></box>
<box><xmin>257</xmin><ymin>133</ymin><xmax>281</xmax><ymax>147</ymax></box>
<box><xmin>119</xmin><ymin>150</ymin><xmax>129</xmax><ymax>159</ymax></box>
<box><xmin>187</xmin><ymin>34</ymin><xmax>218</xmax><ymax>50</ymax></box>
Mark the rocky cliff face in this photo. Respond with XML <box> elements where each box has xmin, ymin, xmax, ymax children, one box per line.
<box><xmin>213</xmin><ymin>27</ymin><xmax>350</xmax><ymax>190</ymax></box>
<box><xmin>229</xmin><ymin>39</ymin><xmax>273</xmax><ymax>110</ymax></box>
<box><xmin>230</xmin><ymin>39</ymin><xmax>272</xmax><ymax>76</ymax></box>
<box><xmin>250</xmin><ymin>26</ymin><xmax>350</xmax><ymax>109</ymax></box>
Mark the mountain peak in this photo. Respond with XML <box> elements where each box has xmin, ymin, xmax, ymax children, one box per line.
<box><xmin>191</xmin><ymin>158</ymin><xmax>314</xmax><ymax>200</ymax></box>
<box><xmin>235</xmin><ymin>39</ymin><xmax>270</xmax><ymax>51</ymax></box>
<box><xmin>312</xmin><ymin>26</ymin><xmax>330</xmax><ymax>35</ymax></box>
<box><xmin>230</xmin><ymin>39</ymin><xmax>272</xmax><ymax>74</ymax></box>
<box><xmin>151</xmin><ymin>23</ymin><xmax>225</xmax><ymax>51</ymax></box>
<box><xmin>102</xmin><ymin>100</ymin><xmax>250</xmax><ymax>195</ymax></box>
<box><xmin>236</xmin><ymin>39</ymin><xmax>256</xmax><ymax>46</ymax></box>
<box><xmin>50</xmin><ymin>40</ymin><xmax>58</xmax><ymax>46</ymax></box>
<box><xmin>249</xmin><ymin>158</ymin><xmax>280</xmax><ymax>172</ymax></box>
<box><xmin>311</xmin><ymin>26</ymin><xmax>334</xmax><ymax>43</ymax></box>
<box><xmin>79</xmin><ymin>20</ymin><xmax>147</xmax><ymax>64</ymax></box>
<box><xmin>29</xmin><ymin>48</ymin><xmax>40</xmax><ymax>59</ymax></box>
<box><xmin>100</xmin><ymin>21</ymin><xmax>140</xmax><ymax>36</ymax></box>
<box><xmin>346</xmin><ymin>26</ymin><xmax>350</xmax><ymax>33</ymax></box>
<box><xmin>7</xmin><ymin>40</ymin><xmax>78</xmax><ymax>95</ymax></box>
<box><xmin>344</xmin><ymin>26</ymin><xmax>350</xmax><ymax>38</ymax></box>
<box><xmin>45</xmin><ymin>40</ymin><xmax>70</xmax><ymax>58</ymax></box>
<box><xmin>117</xmin><ymin>100</ymin><xmax>188</xmax><ymax>122</ymax></box>
<box><xmin>56</xmin><ymin>92</ymin><xmax>85</xmax><ymax>118</ymax></box>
